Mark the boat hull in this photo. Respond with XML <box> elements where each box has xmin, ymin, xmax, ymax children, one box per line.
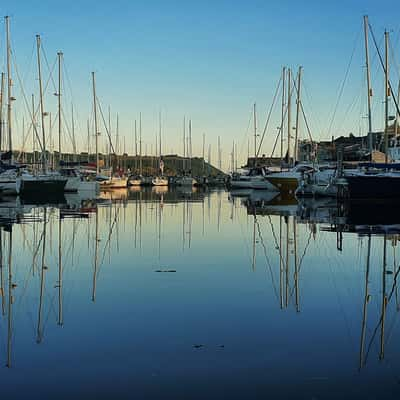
<box><xmin>0</xmin><ymin>179</ymin><xmax>17</xmax><ymax>195</ymax></box>
<box><xmin>64</xmin><ymin>176</ymin><xmax>81</xmax><ymax>192</ymax></box>
<box><xmin>78</xmin><ymin>181</ymin><xmax>100</xmax><ymax>192</ymax></box>
<box><xmin>345</xmin><ymin>175</ymin><xmax>400</xmax><ymax>198</ymax></box>
<box><xmin>16</xmin><ymin>176</ymin><xmax>67</xmax><ymax>196</ymax></box>
<box><xmin>265</xmin><ymin>176</ymin><xmax>299</xmax><ymax>194</ymax></box>
<box><xmin>100</xmin><ymin>178</ymin><xmax>128</xmax><ymax>189</ymax></box>
<box><xmin>152</xmin><ymin>177</ymin><xmax>169</xmax><ymax>186</ymax></box>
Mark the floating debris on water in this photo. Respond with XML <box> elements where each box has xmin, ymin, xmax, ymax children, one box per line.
<box><xmin>155</xmin><ymin>269</ymin><xmax>177</xmax><ymax>273</ymax></box>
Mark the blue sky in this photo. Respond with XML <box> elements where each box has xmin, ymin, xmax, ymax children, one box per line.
<box><xmin>1</xmin><ymin>0</ymin><xmax>400</xmax><ymax>169</ymax></box>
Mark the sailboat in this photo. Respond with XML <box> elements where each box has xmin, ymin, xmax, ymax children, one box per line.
<box><xmin>128</xmin><ymin>118</ymin><xmax>142</xmax><ymax>186</ymax></box>
<box><xmin>0</xmin><ymin>17</ymin><xmax>20</xmax><ymax>195</ymax></box>
<box><xmin>230</xmin><ymin>104</ymin><xmax>278</xmax><ymax>191</ymax></box>
<box><xmin>152</xmin><ymin>112</ymin><xmax>168</xmax><ymax>187</ymax></box>
<box><xmin>175</xmin><ymin>118</ymin><xmax>197</xmax><ymax>186</ymax></box>
<box><xmin>340</xmin><ymin>20</ymin><xmax>400</xmax><ymax>198</ymax></box>
<box><xmin>16</xmin><ymin>35</ymin><xmax>67</xmax><ymax>196</ymax></box>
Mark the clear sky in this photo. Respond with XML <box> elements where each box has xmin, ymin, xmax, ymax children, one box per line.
<box><xmin>1</xmin><ymin>0</ymin><xmax>400</xmax><ymax>170</ymax></box>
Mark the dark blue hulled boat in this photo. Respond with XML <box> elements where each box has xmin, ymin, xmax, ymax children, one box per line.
<box><xmin>344</xmin><ymin>164</ymin><xmax>400</xmax><ymax>198</ymax></box>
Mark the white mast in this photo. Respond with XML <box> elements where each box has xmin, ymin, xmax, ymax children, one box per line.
<box><xmin>36</xmin><ymin>35</ymin><xmax>47</xmax><ymax>173</ymax></box>
<box><xmin>384</xmin><ymin>30</ymin><xmax>389</xmax><ymax>164</ymax></box>
<box><xmin>281</xmin><ymin>67</ymin><xmax>286</xmax><ymax>169</ymax></box>
<box><xmin>57</xmin><ymin>51</ymin><xmax>63</xmax><ymax>161</ymax></box>
<box><xmin>363</xmin><ymin>16</ymin><xmax>373</xmax><ymax>153</ymax></box>
<box><xmin>5</xmin><ymin>16</ymin><xmax>13</xmax><ymax>162</ymax></box>
<box><xmin>294</xmin><ymin>66</ymin><xmax>302</xmax><ymax>164</ymax></box>
<box><xmin>0</xmin><ymin>72</ymin><xmax>4</xmax><ymax>151</ymax></box>
<box><xmin>287</xmin><ymin>68</ymin><xmax>292</xmax><ymax>166</ymax></box>
<box><xmin>91</xmin><ymin>72</ymin><xmax>99</xmax><ymax>174</ymax></box>
<box><xmin>253</xmin><ymin>102</ymin><xmax>257</xmax><ymax>164</ymax></box>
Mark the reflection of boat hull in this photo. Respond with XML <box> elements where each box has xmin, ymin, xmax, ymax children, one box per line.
<box><xmin>231</xmin><ymin>189</ymin><xmax>279</xmax><ymax>203</ymax></box>
<box><xmin>296</xmin><ymin>183</ymin><xmax>337</xmax><ymax>198</ymax></box>
<box><xmin>0</xmin><ymin>170</ymin><xmax>17</xmax><ymax>195</ymax></box>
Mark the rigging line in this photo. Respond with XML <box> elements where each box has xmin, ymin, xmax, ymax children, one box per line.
<box><xmin>97</xmin><ymin>97</ymin><xmax>116</xmax><ymax>154</ymax></box>
<box><xmin>369</xmin><ymin>23</ymin><xmax>400</xmax><ymax>118</ymax></box>
<box><xmin>363</xmin><ymin>259</ymin><xmax>400</xmax><ymax>365</ymax></box>
<box><xmin>255</xmin><ymin>219</ymin><xmax>280</xmax><ymax>302</ymax></box>
<box><xmin>327</xmin><ymin>24</ymin><xmax>362</xmax><ymax>137</ymax></box>
<box><xmin>266</xmin><ymin>214</ymin><xmax>285</xmax><ymax>266</ymax></box>
<box><xmin>42</xmin><ymin>47</ymin><xmax>58</xmax><ymax>94</ymax></box>
<box><xmin>98</xmin><ymin>206</ymin><xmax>120</xmax><ymax>274</ymax></box>
<box><xmin>336</xmin><ymin>81</ymin><xmax>363</xmax><ymax>135</ymax></box>
<box><xmin>256</xmin><ymin>75</ymin><xmax>282</xmax><ymax>158</ymax></box>
<box><xmin>299</xmin><ymin>101</ymin><xmax>314</xmax><ymax>146</ymax></box>
<box><xmin>14</xmin><ymin>227</ymin><xmax>45</xmax><ymax>311</ymax></box>
<box><xmin>11</xmin><ymin>54</ymin><xmax>45</xmax><ymax>152</ymax></box>
<box><xmin>290</xmin><ymin>72</ymin><xmax>314</xmax><ymax>145</ymax></box>
<box><xmin>238</xmin><ymin>106</ymin><xmax>254</xmax><ymax>163</ymax></box>
<box><xmin>270</xmin><ymin>99</ymin><xmax>289</xmax><ymax>158</ymax></box>
<box><xmin>389</xmin><ymin>40</ymin><xmax>400</xmax><ymax>84</ymax></box>
<box><xmin>302</xmin><ymin>80</ymin><xmax>324</xmax><ymax>139</ymax></box>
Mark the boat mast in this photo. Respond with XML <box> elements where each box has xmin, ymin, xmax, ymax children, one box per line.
<box><xmin>6</xmin><ymin>228</ymin><xmax>12</xmax><ymax>367</ymax></box>
<box><xmin>91</xmin><ymin>72</ymin><xmax>99</xmax><ymax>174</ymax></box>
<box><xmin>5</xmin><ymin>16</ymin><xmax>13</xmax><ymax>163</ymax></box>
<box><xmin>281</xmin><ymin>67</ymin><xmax>286</xmax><ymax>170</ymax></box>
<box><xmin>57</xmin><ymin>217</ymin><xmax>63</xmax><ymax>326</ymax></box>
<box><xmin>87</xmin><ymin>118</ymin><xmax>90</xmax><ymax>162</ymax></box>
<box><xmin>294</xmin><ymin>66</ymin><xmax>302</xmax><ymax>164</ymax></box>
<box><xmin>384</xmin><ymin>30</ymin><xmax>389</xmax><ymax>164</ymax></box>
<box><xmin>0</xmin><ymin>72</ymin><xmax>4</xmax><ymax>152</ymax></box>
<box><xmin>57</xmin><ymin>51</ymin><xmax>63</xmax><ymax>162</ymax></box>
<box><xmin>139</xmin><ymin>112</ymin><xmax>142</xmax><ymax>175</ymax></box>
<box><xmin>134</xmin><ymin>119</ymin><xmax>137</xmax><ymax>171</ymax></box>
<box><xmin>380</xmin><ymin>235</ymin><xmax>387</xmax><ymax>359</ymax></box>
<box><xmin>189</xmin><ymin>119</ymin><xmax>192</xmax><ymax>172</ymax></box>
<box><xmin>253</xmin><ymin>102</ymin><xmax>257</xmax><ymax>165</ymax></box>
<box><xmin>202</xmin><ymin>133</ymin><xmax>205</xmax><ymax>175</ymax></box>
<box><xmin>159</xmin><ymin>111</ymin><xmax>162</xmax><ymax>159</ymax></box>
<box><xmin>183</xmin><ymin>116</ymin><xmax>186</xmax><ymax>173</ymax></box>
<box><xmin>36</xmin><ymin>35</ymin><xmax>47</xmax><ymax>173</ymax></box>
<box><xmin>32</xmin><ymin>94</ymin><xmax>36</xmax><ymax>169</ymax></box>
<box><xmin>287</xmin><ymin>68</ymin><xmax>292</xmax><ymax>167</ymax></box>
<box><xmin>72</xmin><ymin>103</ymin><xmax>77</xmax><ymax>161</ymax></box>
<box><xmin>363</xmin><ymin>16</ymin><xmax>373</xmax><ymax>154</ymax></box>
<box><xmin>359</xmin><ymin>233</ymin><xmax>371</xmax><ymax>369</ymax></box>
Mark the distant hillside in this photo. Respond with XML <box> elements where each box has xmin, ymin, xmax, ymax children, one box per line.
<box><xmin>14</xmin><ymin>151</ymin><xmax>226</xmax><ymax>177</ymax></box>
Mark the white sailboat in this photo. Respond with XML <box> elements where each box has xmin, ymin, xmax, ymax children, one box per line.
<box><xmin>16</xmin><ymin>35</ymin><xmax>67</xmax><ymax>196</ymax></box>
<box><xmin>176</xmin><ymin>118</ymin><xmax>197</xmax><ymax>186</ymax></box>
<box><xmin>152</xmin><ymin>112</ymin><xmax>168</xmax><ymax>187</ymax></box>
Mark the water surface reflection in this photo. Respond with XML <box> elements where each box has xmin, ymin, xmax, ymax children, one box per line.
<box><xmin>0</xmin><ymin>188</ymin><xmax>399</xmax><ymax>399</ymax></box>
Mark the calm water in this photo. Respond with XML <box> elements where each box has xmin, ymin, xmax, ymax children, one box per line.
<box><xmin>0</xmin><ymin>188</ymin><xmax>399</xmax><ymax>399</ymax></box>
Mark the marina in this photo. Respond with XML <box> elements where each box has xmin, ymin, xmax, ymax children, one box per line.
<box><xmin>1</xmin><ymin>2</ymin><xmax>400</xmax><ymax>398</ymax></box>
